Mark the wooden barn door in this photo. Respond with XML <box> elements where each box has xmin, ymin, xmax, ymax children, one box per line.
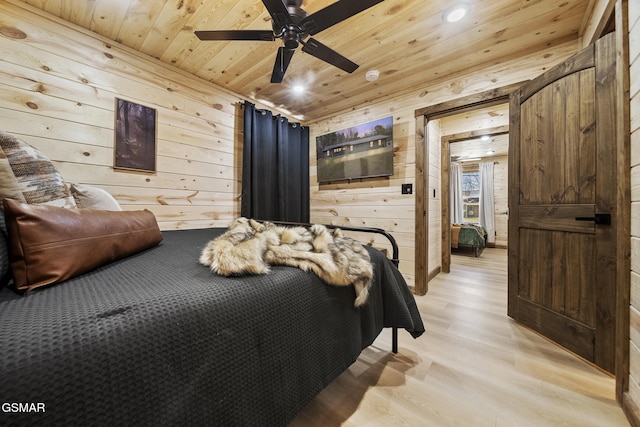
<box><xmin>508</xmin><ymin>33</ymin><xmax>617</xmax><ymax>373</ymax></box>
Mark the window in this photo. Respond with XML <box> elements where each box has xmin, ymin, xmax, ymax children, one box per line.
<box><xmin>462</xmin><ymin>169</ymin><xmax>480</xmax><ymax>222</ymax></box>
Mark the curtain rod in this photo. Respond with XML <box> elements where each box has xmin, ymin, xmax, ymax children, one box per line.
<box><xmin>240</xmin><ymin>101</ymin><xmax>306</xmax><ymax>129</ymax></box>
<box><xmin>240</xmin><ymin>101</ymin><xmax>268</xmax><ymax>114</ymax></box>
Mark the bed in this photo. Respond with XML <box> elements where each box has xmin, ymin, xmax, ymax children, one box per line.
<box><xmin>0</xmin><ymin>218</ymin><xmax>424</xmax><ymax>426</ymax></box>
<box><xmin>451</xmin><ymin>223</ymin><xmax>487</xmax><ymax>257</ymax></box>
<box><xmin>0</xmin><ymin>129</ymin><xmax>423</xmax><ymax>425</ymax></box>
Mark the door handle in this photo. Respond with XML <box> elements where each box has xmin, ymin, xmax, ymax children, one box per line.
<box><xmin>575</xmin><ymin>213</ymin><xmax>611</xmax><ymax>225</ymax></box>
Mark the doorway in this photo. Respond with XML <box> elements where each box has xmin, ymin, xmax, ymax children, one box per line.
<box><xmin>413</xmin><ymin>84</ymin><xmax>518</xmax><ymax>288</ymax></box>
<box><xmin>441</xmin><ymin>106</ymin><xmax>510</xmax><ymax>265</ymax></box>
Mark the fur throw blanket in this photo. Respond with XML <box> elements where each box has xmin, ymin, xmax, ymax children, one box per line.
<box><xmin>199</xmin><ymin>217</ymin><xmax>373</xmax><ymax>307</ymax></box>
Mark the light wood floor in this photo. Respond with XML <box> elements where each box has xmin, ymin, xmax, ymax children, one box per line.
<box><xmin>290</xmin><ymin>248</ymin><xmax>630</xmax><ymax>426</ymax></box>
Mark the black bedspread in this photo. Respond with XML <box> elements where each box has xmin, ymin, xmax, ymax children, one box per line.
<box><xmin>0</xmin><ymin>228</ymin><xmax>424</xmax><ymax>426</ymax></box>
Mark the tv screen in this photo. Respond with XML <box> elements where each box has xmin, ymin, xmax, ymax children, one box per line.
<box><xmin>316</xmin><ymin>116</ymin><xmax>394</xmax><ymax>183</ymax></box>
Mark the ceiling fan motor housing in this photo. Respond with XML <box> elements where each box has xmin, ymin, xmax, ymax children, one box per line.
<box><xmin>285</xmin><ymin>2</ymin><xmax>307</xmax><ymax>23</ymax></box>
<box><xmin>282</xmin><ymin>28</ymin><xmax>300</xmax><ymax>49</ymax></box>
<box><xmin>273</xmin><ymin>1</ymin><xmax>308</xmax><ymax>48</ymax></box>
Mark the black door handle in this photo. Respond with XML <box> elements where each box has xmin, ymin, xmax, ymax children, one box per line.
<box><xmin>575</xmin><ymin>213</ymin><xmax>611</xmax><ymax>225</ymax></box>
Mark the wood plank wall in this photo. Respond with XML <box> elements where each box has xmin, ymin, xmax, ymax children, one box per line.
<box><xmin>308</xmin><ymin>41</ymin><xmax>580</xmax><ymax>287</ymax></box>
<box><xmin>0</xmin><ymin>1</ymin><xmax>249</xmax><ymax>230</ymax></box>
<box><xmin>427</xmin><ymin>120</ymin><xmax>442</xmax><ymax>278</ymax></box>
<box><xmin>627</xmin><ymin>0</ymin><xmax>640</xmax><ymax>417</ymax></box>
<box><xmin>309</xmin><ymin>116</ymin><xmax>417</xmax><ymax>287</ymax></box>
<box><xmin>2</xmin><ymin>2</ymin><xmax>582</xmax><ymax>289</ymax></box>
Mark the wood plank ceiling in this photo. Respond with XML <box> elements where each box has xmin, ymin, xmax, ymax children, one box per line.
<box><xmin>17</xmin><ymin>0</ymin><xmax>594</xmax><ymax>122</ymax></box>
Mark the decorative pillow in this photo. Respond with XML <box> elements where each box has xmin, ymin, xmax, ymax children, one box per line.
<box><xmin>3</xmin><ymin>198</ymin><xmax>163</xmax><ymax>293</ymax></box>
<box><xmin>70</xmin><ymin>183</ymin><xmax>122</xmax><ymax>211</ymax></box>
<box><xmin>0</xmin><ymin>130</ymin><xmax>76</xmax><ymax>209</ymax></box>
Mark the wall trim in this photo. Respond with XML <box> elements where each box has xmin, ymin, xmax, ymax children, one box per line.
<box><xmin>616</xmin><ymin>0</ymin><xmax>632</xmax><ymax>411</ymax></box>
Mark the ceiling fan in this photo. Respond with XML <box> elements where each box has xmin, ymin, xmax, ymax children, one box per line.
<box><xmin>194</xmin><ymin>0</ymin><xmax>385</xmax><ymax>83</ymax></box>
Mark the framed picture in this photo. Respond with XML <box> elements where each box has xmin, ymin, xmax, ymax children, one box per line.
<box><xmin>114</xmin><ymin>98</ymin><xmax>157</xmax><ymax>172</ymax></box>
<box><xmin>316</xmin><ymin>116</ymin><xmax>394</xmax><ymax>183</ymax></box>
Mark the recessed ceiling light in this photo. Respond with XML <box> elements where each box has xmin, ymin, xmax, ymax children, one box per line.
<box><xmin>292</xmin><ymin>85</ymin><xmax>305</xmax><ymax>93</ymax></box>
<box><xmin>444</xmin><ymin>3</ymin><xmax>470</xmax><ymax>23</ymax></box>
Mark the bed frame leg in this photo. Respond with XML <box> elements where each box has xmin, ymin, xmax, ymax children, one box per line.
<box><xmin>392</xmin><ymin>327</ymin><xmax>398</xmax><ymax>353</ymax></box>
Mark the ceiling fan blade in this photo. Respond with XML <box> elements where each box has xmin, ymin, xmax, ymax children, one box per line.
<box><xmin>300</xmin><ymin>0</ymin><xmax>385</xmax><ymax>36</ymax></box>
<box><xmin>301</xmin><ymin>38</ymin><xmax>358</xmax><ymax>73</ymax></box>
<box><xmin>195</xmin><ymin>30</ymin><xmax>275</xmax><ymax>41</ymax></box>
<box><xmin>271</xmin><ymin>47</ymin><xmax>296</xmax><ymax>83</ymax></box>
<box><xmin>262</xmin><ymin>0</ymin><xmax>293</xmax><ymax>29</ymax></box>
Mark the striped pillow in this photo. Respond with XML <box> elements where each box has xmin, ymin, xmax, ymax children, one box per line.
<box><xmin>0</xmin><ymin>130</ymin><xmax>76</xmax><ymax>209</ymax></box>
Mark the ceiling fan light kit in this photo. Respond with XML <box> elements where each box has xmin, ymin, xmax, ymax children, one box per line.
<box><xmin>194</xmin><ymin>0</ymin><xmax>386</xmax><ymax>83</ymax></box>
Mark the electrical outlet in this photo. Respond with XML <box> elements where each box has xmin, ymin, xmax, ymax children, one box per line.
<box><xmin>401</xmin><ymin>183</ymin><xmax>412</xmax><ymax>194</ymax></box>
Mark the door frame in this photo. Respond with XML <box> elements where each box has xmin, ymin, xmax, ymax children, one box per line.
<box><xmin>614</xmin><ymin>0</ymin><xmax>631</xmax><ymax>409</ymax></box>
<box><xmin>413</xmin><ymin>82</ymin><xmax>521</xmax><ymax>285</ymax></box>
<box><xmin>442</xmin><ymin>125</ymin><xmax>509</xmax><ymax>270</ymax></box>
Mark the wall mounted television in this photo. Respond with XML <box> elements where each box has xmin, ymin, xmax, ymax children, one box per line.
<box><xmin>316</xmin><ymin>116</ymin><xmax>394</xmax><ymax>183</ymax></box>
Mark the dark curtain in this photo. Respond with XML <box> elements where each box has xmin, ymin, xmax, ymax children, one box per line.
<box><xmin>241</xmin><ymin>102</ymin><xmax>310</xmax><ymax>223</ymax></box>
